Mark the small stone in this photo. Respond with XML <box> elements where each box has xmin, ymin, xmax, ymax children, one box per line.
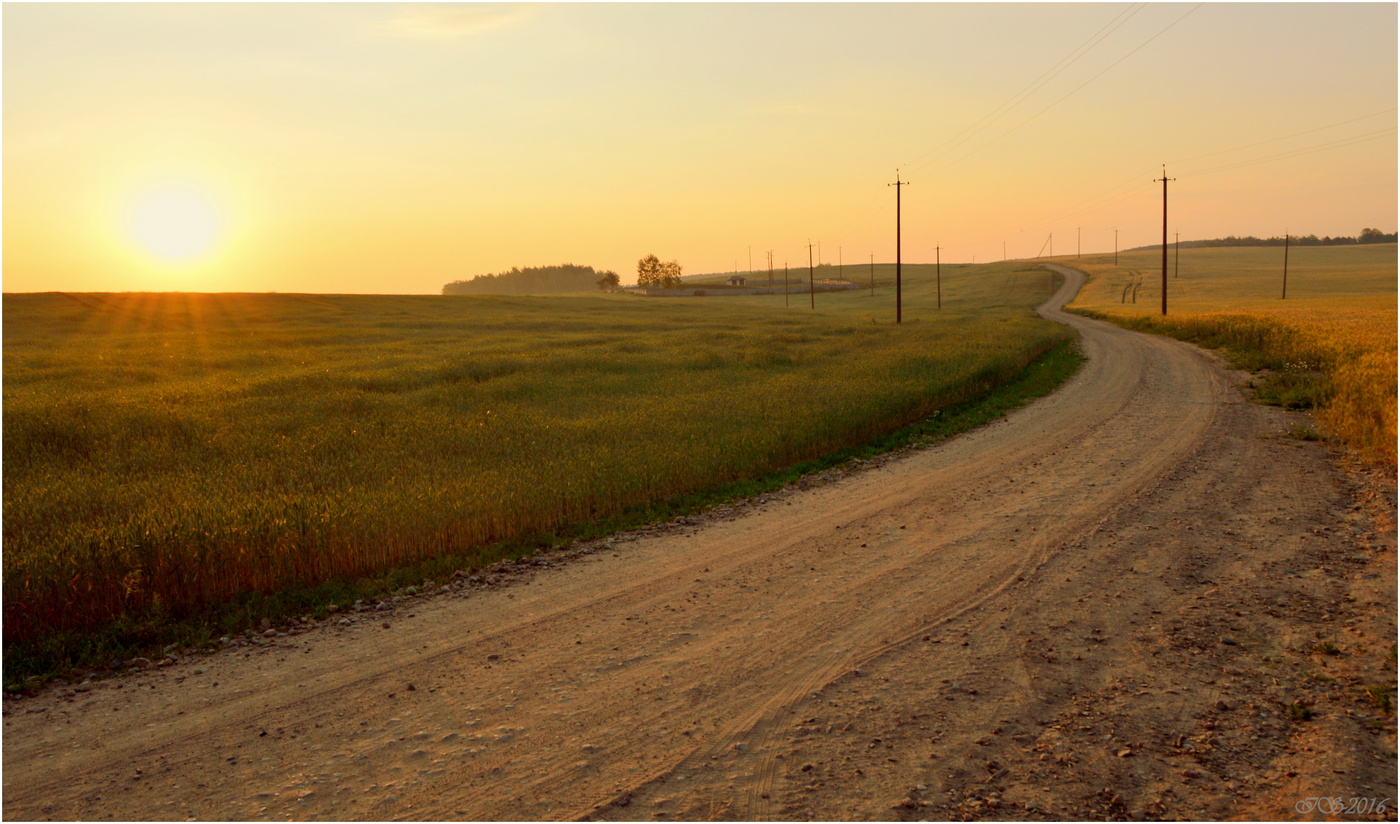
<box><xmin>130</xmin><ymin>658</ymin><xmax>153</xmax><ymax>669</ymax></box>
<box><xmin>262</xmin><ymin>629</ymin><xmax>278</xmax><ymax>638</ymax></box>
<box><xmin>381</xmin><ymin>623</ymin><xmax>391</xmax><ymax>630</ymax></box>
<box><xmin>1220</xmin><ymin>637</ymin><xmax>1238</xmax><ymax>646</ymax></box>
<box><xmin>1214</xmin><ymin>700</ymin><xmax>1231</xmax><ymax>712</ymax></box>
<box><xmin>339</xmin><ymin>618</ymin><xmax>352</xmax><ymax>626</ymax></box>
<box><xmin>1117</xmin><ymin>749</ymin><xmax>1134</xmax><ymax>758</ymax></box>
<box><xmin>486</xmin><ymin>654</ymin><xmax>500</xmax><ymax>661</ymax></box>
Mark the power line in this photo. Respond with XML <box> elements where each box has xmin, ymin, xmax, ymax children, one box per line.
<box><xmin>1167</xmin><ymin>107</ymin><xmax>1397</xmax><ymax>168</ymax></box>
<box><xmin>903</xmin><ymin>3</ymin><xmax>1146</xmax><ymax>176</ymax></box>
<box><xmin>923</xmin><ymin>4</ymin><xmax>1204</xmax><ymax>178</ymax></box>
<box><xmin>1005</xmin><ymin>107</ymin><xmax>1397</xmax><ymax>236</ymax></box>
<box><xmin>1182</xmin><ymin>127</ymin><xmax>1397</xmax><ymax>178</ymax></box>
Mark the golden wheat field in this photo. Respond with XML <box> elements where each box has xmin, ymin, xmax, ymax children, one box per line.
<box><xmin>3</xmin><ymin>263</ymin><xmax>1073</xmax><ymax>664</ymax></box>
<box><xmin>1065</xmin><ymin>243</ymin><xmax>1396</xmax><ymax>465</ymax></box>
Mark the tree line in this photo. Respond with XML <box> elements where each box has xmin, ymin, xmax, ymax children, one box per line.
<box><xmin>442</xmin><ymin>264</ymin><xmax>621</xmax><ymax>295</ymax></box>
<box><xmin>1127</xmin><ymin>228</ymin><xmax>1397</xmax><ymax>252</ymax></box>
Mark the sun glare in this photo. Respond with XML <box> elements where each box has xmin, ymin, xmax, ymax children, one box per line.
<box><xmin>126</xmin><ymin>183</ymin><xmax>223</xmax><ymax>263</ymax></box>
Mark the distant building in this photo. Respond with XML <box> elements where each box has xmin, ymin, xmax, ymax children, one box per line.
<box><xmin>727</xmin><ymin>275</ymin><xmax>747</xmax><ymax>286</ymax></box>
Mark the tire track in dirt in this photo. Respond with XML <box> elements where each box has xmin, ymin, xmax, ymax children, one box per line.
<box><xmin>9</xmin><ymin>264</ymin><xmax>1375</xmax><ymax>822</ymax></box>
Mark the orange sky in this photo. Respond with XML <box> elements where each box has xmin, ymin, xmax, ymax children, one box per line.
<box><xmin>4</xmin><ymin>3</ymin><xmax>1396</xmax><ymax>293</ymax></box>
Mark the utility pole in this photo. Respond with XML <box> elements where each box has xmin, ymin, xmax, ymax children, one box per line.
<box><xmin>888</xmin><ymin>171</ymin><xmax>909</xmax><ymax>324</ymax></box>
<box><xmin>818</xmin><ymin>241</ymin><xmax>822</xmax><ymax>267</ymax></box>
<box><xmin>767</xmin><ymin>250</ymin><xmax>774</xmax><ymax>287</ymax></box>
<box><xmin>1114</xmin><ymin>228</ymin><xmax>1119</xmax><ymax>265</ymax></box>
<box><xmin>935</xmin><ymin>244</ymin><xmax>942</xmax><ymax>309</ymax></box>
<box><xmin>807</xmin><ymin>241</ymin><xmax>816</xmax><ymax>310</ymax></box>
<box><xmin>1154</xmin><ymin>166</ymin><xmax>1175</xmax><ymax>316</ymax></box>
<box><xmin>784</xmin><ymin>262</ymin><xmax>789</xmax><ymax>308</ymax></box>
<box><xmin>1003</xmin><ymin>241</ymin><xmax>1007</xmax><ymax>262</ymax></box>
<box><xmin>1282</xmin><ymin>230</ymin><xmax>1290</xmax><ymax>299</ymax></box>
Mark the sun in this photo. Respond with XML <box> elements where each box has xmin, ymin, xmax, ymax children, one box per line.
<box><xmin>125</xmin><ymin>182</ymin><xmax>224</xmax><ymax>263</ymax></box>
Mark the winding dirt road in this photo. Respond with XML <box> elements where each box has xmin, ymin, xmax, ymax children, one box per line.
<box><xmin>4</xmin><ymin>265</ymin><xmax>1395</xmax><ymax>821</ymax></box>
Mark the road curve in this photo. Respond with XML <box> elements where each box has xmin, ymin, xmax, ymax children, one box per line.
<box><xmin>0</xmin><ymin>265</ymin><xmax>1307</xmax><ymax>820</ymax></box>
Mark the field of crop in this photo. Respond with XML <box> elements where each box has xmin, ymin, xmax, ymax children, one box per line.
<box><xmin>4</xmin><ymin>262</ymin><xmax>1073</xmax><ymax>669</ymax></box>
<box><xmin>1064</xmin><ymin>243</ymin><xmax>1396</xmax><ymax>464</ymax></box>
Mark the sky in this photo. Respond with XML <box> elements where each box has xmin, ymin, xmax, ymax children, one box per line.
<box><xmin>4</xmin><ymin>2</ymin><xmax>1396</xmax><ymax>294</ymax></box>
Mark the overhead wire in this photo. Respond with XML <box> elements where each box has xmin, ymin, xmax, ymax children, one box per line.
<box><xmin>803</xmin><ymin>3</ymin><xmax>1383</xmax><ymax>266</ymax></box>
<box><xmin>1181</xmin><ymin>127</ymin><xmax>1397</xmax><ymax>178</ymax></box>
<box><xmin>923</xmin><ymin>3</ymin><xmax>1205</xmax><ymax>178</ymax></box>
<box><xmin>1167</xmin><ymin>107</ymin><xmax>1396</xmax><ymax>168</ymax></box>
<box><xmin>901</xmin><ymin>3</ymin><xmax>1146</xmax><ymax>178</ymax></box>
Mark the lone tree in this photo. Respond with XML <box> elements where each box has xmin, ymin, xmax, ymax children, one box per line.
<box><xmin>597</xmin><ymin>271</ymin><xmax>621</xmax><ymax>291</ymax></box>
<box><xmin>637</xmin><ymin>254</ymin><xmax>683</xmax><ymax>288</ymax></box>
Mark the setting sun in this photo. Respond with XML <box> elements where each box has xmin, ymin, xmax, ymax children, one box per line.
<box><xmin>125</xmin><ymin>182</ymin><xmax>223</xmax><ymax>264</ymax></box>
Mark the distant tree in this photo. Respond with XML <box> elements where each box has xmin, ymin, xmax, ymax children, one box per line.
<box><xmin>637</xmin><ymin>255</ymin><xmax>684</xmax><ymax>288</ymax></box>
<box><xmin>597</xmin><ymin>271</ymin><xmax>621</xmax><ymax>291</ymax></box>
<box><xmin>1359</xmin><ymin>227</ymin><xmax>1394</xmax><ymax>244</ymax></box>
<box><xmin>659</xmin><ymin>259</ymin><xmax>683</xmax><ymax>287</ymax></box>
<box><xmin>442</xmin><ymin>264</ymin><xmax>618</xmax><ymax>295</ymax></box>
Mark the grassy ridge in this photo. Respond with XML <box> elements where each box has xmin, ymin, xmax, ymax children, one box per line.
<box><xmin>1063</xmin><ymin>244</ymin><xmax>1396</xmax><ymax>464</ymax></box>
<box><xmin>4</xmin><ymin>263</ymin><xmax>1073</xmax><ymax>674</ymax></box>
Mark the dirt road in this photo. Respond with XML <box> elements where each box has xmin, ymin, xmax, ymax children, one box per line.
<box><xmin>4</xmin><ymin>265</ymin><xmax>1395</xmax><ymax>821</ymax></box>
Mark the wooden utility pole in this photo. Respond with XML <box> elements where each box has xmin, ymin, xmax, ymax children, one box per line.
<box><xmin>1114</xmin><ymin>228</ymin><xmax>1119</xmax><ymax>265</ymax></box>
<box><xmin>767</xmin><ymin>250</ymin><xmax>774</xmax><ymax>287</ymax></box>
<box><xmin>888</xmin><ymin>171</ymin><xmax>910</xmax><ymax>324</ymax></box>
<box><xmin>1282</xmin><ymin>231</ymin><xmax>1290</xmax><ymax>299</ymax></box>
<box><xmin>935</xmin><ymin>244</ymin><xmax>942</xmax><ymax>309</ymax></box>
<box><xmin>1154</xmin><ymin>166</ymin><xmax>1175</xmax><ymax>316</ymax></box>
<box><xmin>807</xmin><ymin>241</ymin><xmax>816</xmax><ymax>310</ymax></box>
<box><xmin>784</xmin><ymin>262</ymin><xmax>789</xmax><ymax>308</ymax></box>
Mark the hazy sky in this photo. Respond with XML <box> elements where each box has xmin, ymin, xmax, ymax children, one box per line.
<box><xmin>4</xmin><ymin>2</ymin><xmax>1396</xmax><ymax>293</ymax></box>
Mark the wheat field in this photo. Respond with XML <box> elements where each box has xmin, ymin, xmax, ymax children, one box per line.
<box><xmin>4</xmin><ymin>264</ymin><xmax>1071</xmax><ymax>652</ymax></box>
